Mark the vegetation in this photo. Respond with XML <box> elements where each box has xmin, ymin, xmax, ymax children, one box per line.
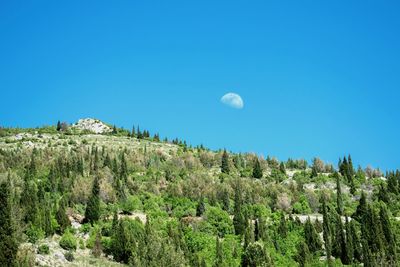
<box><xmin>0</xmin><ymin>120</ymin><xmax>399</xmax><ymax>266</ymax></box>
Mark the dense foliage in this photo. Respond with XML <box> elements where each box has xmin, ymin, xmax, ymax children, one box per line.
<box><xmin>0</xmin><ymin>122</ymin><xmax>399</xmax><ymax>266</ymax></box>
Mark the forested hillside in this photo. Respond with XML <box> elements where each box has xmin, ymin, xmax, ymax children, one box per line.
<box><xmin>0</xmin><ymin>120</ymin><xmax>399</xmax><ymax>266</ymax></box>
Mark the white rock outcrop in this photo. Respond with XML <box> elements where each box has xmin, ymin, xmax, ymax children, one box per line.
<box><xmin>72</xmin><ymin>118</ymin><xmax>112</xmax><ymax>134</ymax></box>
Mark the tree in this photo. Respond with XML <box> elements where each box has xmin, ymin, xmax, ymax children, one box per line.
<box><xmin>335</xmin><ymin>172</ymin><xmax>343</xmax><ymax>216</ymax></box>
<box><xmin>255</xmin><ymin>216</ymin><xmax>268</xmax><ymax>242</ymax></box>
<box><xmin>252</xmin><ymin>158</ymin><xmax>263</xmax><ymax>179</ymax></box>
<box><xmin>214</xmin><ymin>237</ymin><xmax>223</xmax><ymax>267</ymax></box>
<box><xmin>0</xmin><ymin>179</ymin><xmax>18</xmax><ymax>266</ymax></box>
<box><xmin>278</xmin><ymin>213</ymin><xmax>287</xmax><ymax>238</ymax></box>
<box><xmin>233</xmin><ymin>181</ymin><xmax>246</xmax><ymax>236</ymax></box>
<box><xmin>242</xmin><ymin>242</ymin><xmax>272</xmax><ymax>267</ymax></box>
<box><xmin>379</xmin><ymin>203</ymin><xmax>397</xmax><ymax>264</ymax></box>
<box><xmin>295</xmin><ymin>241</ymin><xmax>311</xmax><ymax>267</ymax></box>
<box><xmin>92</xmin><ymin>232</ymin><xmax>103</xmax><ymax>258</ymax></box>
<box><xmin>321</xmin><ymin>196</ymin><xmax>332</xmax><ymax>265</ymax></box>
<box><xmin>304</xmin><ymin>217</ymin><xmax>322</xmax><ymax>253</ymax></box>
<box><xmin>57</xmin><ymin>120</ymin><xmax>61</xmax><ymax>131</ymax></box>
<box><xmin>334</xmin><ymin>213</ymin><xmax>350</xmax><ymax>264</ymax></box>
<box><xmin>221</xmin><ymin>150</ymin><xmax>230</xmax><ymax>174</ymax></box>
<box><xmin>56</xmin><ymin>197</ymin><xmax>71</xmax><ymax>234</ymax></box>
<box><xmin>196</xmin><ymin>198</ymin><xmax>205</xmax><ymax>217</ymax></box>
<box><xmin>84</xmin><ymin>176</ymin><xmax>101</xmax><ymax>224</ymax></box>
<box><xmin>131</xmin><ymin>125</ymin><xmax>135</xmax><ymax>138</ymax></box>
<box><xmin>353</xmin><ymin>191</ymin><xmax>367</xmax><ymax>221</ymax></box>
<box><xmin>348</xmin><ymin>220</ymin><xmax>362</xmax><ymax>262</ymax></box>
<box><xmin>279</xmin><ymin>162</ymin><xmax>286</xmax><ymax>175</ymax></box>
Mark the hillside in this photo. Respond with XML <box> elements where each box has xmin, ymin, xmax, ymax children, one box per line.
<box><xmin>0</xmin><ymin>119</ymin><xmax>399</xmax><ymax>267</ymax></box>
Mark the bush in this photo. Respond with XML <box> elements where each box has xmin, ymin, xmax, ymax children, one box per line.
<box><xmin>59</xmin><ymin>231</ymin><xmax>77</xmax><ymax>250</ymax></box>
<box><xmin>26</xmin><ymin>225</ymin><xmax>45</xmax><ymax>244</ymax></box>
<box><xmin>64</xmin><ymin>251</ymin><xmax>74</xmax><ymax>262</ymax></box>
<box><xmin>121</xmin><ymin>195</ymin><xmax>142</xmax><ymax>214</ymax></box>
<box><xmin>37</xmin><ymin>244</ymin><xmax>50</xmax><ymax>255</ymax></box>
<box><xmin>16</xmin><ymin>244</ymin><xmax>36</xmax><ymax>267</ymax></box>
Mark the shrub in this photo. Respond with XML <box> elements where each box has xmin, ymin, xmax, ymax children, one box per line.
<box><xmin>37</xmin><ymin>244</ymin><xmax>50</xmax><ymax>255</ymax></box>
<box><xmin>121</xmin><ymin>195</ymin><xmax>142</xmax><ymax>214</ymax></box>
<box><xmin>64</xmin><ymin>251</ymin><xmax>74</xmax><ymax>262</ymax></box>
<box><xmin>59</xmin><ymin>231</ymin><xmax>77</xmax><ymax>250</ymax></box>
<box><xmin>16</xmin><ymin>244</ymin><xmax>36</xmax><ymax>267</ymax></box>
<box><xmin>26</xmin><ymin>225</ymin><xmax>45</xmax><ymax>244</ymax></box>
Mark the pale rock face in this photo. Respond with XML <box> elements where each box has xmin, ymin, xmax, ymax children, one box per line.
<box><xmin>72</xmin><ymin>118</ymin><xmax>112</xmax><ymax>134</ymax></box>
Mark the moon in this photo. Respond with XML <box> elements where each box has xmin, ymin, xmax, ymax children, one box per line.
<box><xmin>221</xmin><ymin>93</ymin><xmax>244</xmax><ymax>109</ymax></box>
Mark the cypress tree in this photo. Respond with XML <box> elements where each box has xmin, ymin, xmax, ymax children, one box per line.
<box><xmin>242</xmin><ymin>242</ymin><xmax>272</xmax><ymax>267</ymax></box>
<box><xmin>56</xmin><ymin>197</ymin><xmax>71</xmax><ymax>234</ymax></box>
<box><xmin>233</xmin><ymin>180</ymin><xmax>246</xmax><ymax>236</ymax></box>
<box><xmin>279</xmin><ymin>162</ymin><xmax>286</xmax><ymax>175</ymax></box>
<box><xmin>333</xmin><ymin>212</ymin><xmax>349</xmax><ymax>264</ymax></box>
<box><xmin>0</xmin><ymin>179</ymin><xmax>18</xmax><ymax>266</ymax></box>
<box><xmin>344</xmin><ymin>216</ymin><xmax>354</xmax><ymax>264</ymax></box>
<box><xmin>43</xmin><ymin>196</ymin><xmax>54</xmax><ymax>236</ymax></box>
<box><xmin>120</xmin><ymin>152</ymin><xmax>128</xmax><ymax>182</ymax></box>
<box><xmin>335</xmin><ymin>172</ymin><xmax>343</xmax><ymax>216</ymax></box>
<box><xmin>349</xmin><ymin>220</ymin><xmax>362</xmax><ymax>262</ymax></box>
<box><xmin>221</xmin><ymin>149</ymin><xmax>230</xmax><ymax>174</ymax></box>
<box><xmin>340</xmin><ymin>157</ymin><xmax>348</xmax><ymax>177</ymax></box>
<box><xmin>252</xmin><ymin>158</ymin><xmax>263</xmax><ymax>179</ymax></box>
<box><xmin>57</xmin><ymin>120</ymin><xmax>61</xmax><ymax>131</ymax></box>
<box><xmin>347</xmin><ymin>154</ymin><xmax>354</xmax><ymax>178</ymax></box>
<box><xmin>311</xmin><ymin>165</ymin><xmax>318</xmax><ymax>178</ymax></box>
<box><xmin>296</xmin><ymin>241</ymin><xmax>311</xmax><ymax>267</ymax></box>
<box><xmin>214</xmin><ymin>237</ymin><xmax>223</xmax><ymax>267</ymax></box>
<box><xmin>84</xmin><ymin>176</ymin><xmax>101</xmax><ymax>224</ymax></box>
<box><xmin>278</xmin><ymin>213</ymin><xmax>287</xmax><ymax>238</ymax></box>
<box><xmin>353</xmin><ymin>191</ymin><xmax>367</xmax><ymax>221</ymax></box>
<box><xmin>196</xmin><ymin>198</ymin><xmax>205</xmax><ymax>217</ymax></box>
<box><xmin>131</xmin><ymin>125</ymin><xmax>135</xmax><ymax>138</ymax></box>
<box><xmin>304</xmin><ymin>217</ymin><xmax>322</xmax><ymax>253</ymax></box>
<box><xmin>255</xmin><ymin>216</ymin><xmax>267</xmax><ymax>242</ymax></box>
<box><xmin>379</xmin><ymin>203</ymin><xmax>397</xmax><ymax>264</ymax></box>
<box><xmin>378</xmin><ymin>184</ymin><xmax>389</xmax><ymax>203</ymax></box>
<box><xmin>21</xmin><ymin>180</ymin><xmax>39</xmax><ymax>224</ymax></box>
<box><xmin>321</xmin><ymin>196</ymin><xmax>332</xmax><ymax>265</ymax></box>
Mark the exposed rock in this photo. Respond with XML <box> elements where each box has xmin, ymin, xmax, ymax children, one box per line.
<box><xmin>72</xmin><ymin>118</ymin><xmax>112</xmax><ymax>134</ymax></box>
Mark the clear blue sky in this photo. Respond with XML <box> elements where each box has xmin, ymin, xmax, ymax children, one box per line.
<box><xmin>1</xmin><ymin>1</ymin><xmax>400</xmax><ymax>171</ymax></box>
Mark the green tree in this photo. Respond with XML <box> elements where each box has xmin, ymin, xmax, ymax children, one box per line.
<box><xmin>344</xmin><ymin>216</ymin><xmax>354</xmax><ymax>264</ymax></box>
<box><xmin>221</xmin><ymin>150</ymin><xmax>230</xmax><ymax>174</ymax></box>
<box><xmin>252</xmin><ymin>158</ymin><xmax>263</xmax><ymax>179</ymax></box>
<box><xmin>278</xmin><ymin>213</ymin><xmax>287</xmax><ymax>238</ymax></box>
<box><xmin>348</xmin><ymin>220</ymin><xmax>362</xmax><ymax>262</ymax></box>
<box><xmin>255</xmin><ymin>216</ymin><xmax>268</xmax><ymax>242</ymax></box>
<box><xmin>279</xmin><ymin>162</ymin><xmax>286</xmax><ymax>175</ymax></box>
<box><xmin>295</xmin><ymin>241</ymin><xmax>311</xmax><ymax>267</ymax></box>
<box><xmin>214</xmin><ymin>237</ymin><xmax>223</xmax><ymax>267</ymax></box>
<box><xmin>353</xmin><ymin>191</ymin><xmax>367</xmax><ymax>221</ymax></box>
<box><xmin>304</xmin><ymin>217</ymin><xmax>322</xmax><ymax>253</ymax></box>
<box><xmin>56</xmin><ymin>197</ymin><xmax>71</xmax><ymax>234</ymax></box>
<box><xmin>335</xmin><ymin>172</ymin><xmax>343</xmax><ymax>216</ymax></box>
<box><xmin>131</xmin><ymin>125</ymin><xmax>135</xmax><ymax>138</ymax></box>
<box><xmin>379</xmin><ymin>203</ymin><xmax>397</xmax><ymax>264</ymax></box>
<box><xmin>333</xmin><ymin>213</ymin><xmax>350</xmax><ymax>265</ymax></box>
<box><xmin>84</xmin><ymin>176</ymin><xmax>101</xmax><ymax>224</ymax></box>
<box><xmin>242</xmin><ymin>242</ymin><xmax>272</xmax><ymax>267</ymax></box>
<box><xmin>321</xmin><ymin>196</ymin><xmax>332</xmax><ymax>265</ymax></box>
<box><xmin>0</xmin><ymin>179</ymin><xmax>18</xmax><ymax>267</ymax></box>
<box><xmin>196</xmin><ymin>198</ymin><xmax>205</xmax><ymax>217</ymax></box>
<box><xmin>233</xmin><ymin>182</ymin><xmax>246</xmax><ymax>236</ymax></box>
